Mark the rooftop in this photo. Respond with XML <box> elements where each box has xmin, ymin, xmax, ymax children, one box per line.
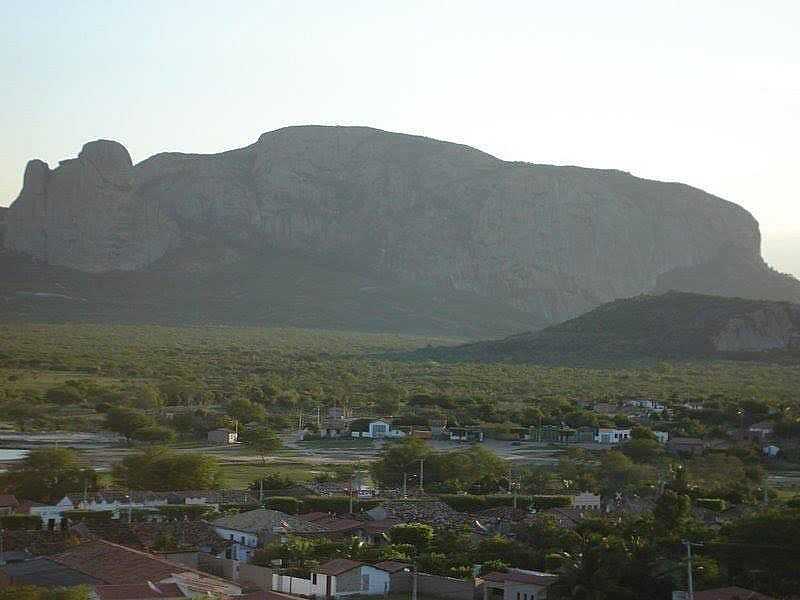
<box><xmin>482</xmin><ymin>569</ymin><xmax>558</xmax><ymax>587</ymax></box>
<box><xmin>212</xmin><ymin>509</ymin><xmax>325</xmax><ymax>535</ymax></box>
<box><xmin>94</xmin><ymin>582</ymin><xmax>189</xmax><ymax>599</ymax></box>
<box><xmin>315</xmin><ymin>558</ymin><xmax>364</xmax><ymax>576</ymax></box>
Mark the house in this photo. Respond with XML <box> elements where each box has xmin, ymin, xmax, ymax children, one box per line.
<box><xmin>748</xmin><ymin>421</ymin><xmax>775</xmax><ymax>440</ymax></box>
<box><xmin>0</xmin><ymin>539</ymin><xmax>242</xmax><ymax>597</ymax></box>
<box><xmin>762</xmin><ymin>444</ymin><xmax>780</xmax><ymax>457</ymax></box>
<box><xmin>0</xmin><ymin>494</ymin><xmax>19</xmax><ymax>516</ymax></box>
<box><xmin>672</xmin><ymin>587</ymin><xmax>775</xmax><ymax>600</ymax></box>
<box><xmin>208</xmin><ymin>428</ymin><xmax>238</xmax><ymax>445</ymax></box>
<box><xmin>571</xmin><ymin>492</ymin><xmax>602</xmax><ymax>510</ymax></box>
<box><xmin>92</xmin><ymin>582</ymin><xmax>190</xmax><ymax>599</ymax></box>
<box><xmin>593</xmin><ymin>427</ymin><xmax>631</xmax><ymax>444</ymax></box>
<box><xmin>321</xmin><ymin>408</ymin><xmax>350</xmax><ymax>438</ymax></box>
<box><xmin>447</xmin><ymin>426</ymin><xmax>484</xmax><ymax>443</ymax></box>
<box><xmin>212</xmin><ymin>509</ymin><xmax>326</xmax><ymax>561</ymax></box>
<box><xmin>311</xmin><ymin>559</ymin><xmax>392</xmax><ymax>598</ymax></box>
<box><xmin>481</xmin><ymin>568</ymin><xmax>558</xmax><ymax>600</ymax></box>
<box><xmin>654</xmin><ymin>431</ymin><xmax>669</xmax><ymax>444</ymax></box>
<box><xmin>627</xmin><ymin>399</ymin><xmax>666</xmax><ymax>414</ymax></box>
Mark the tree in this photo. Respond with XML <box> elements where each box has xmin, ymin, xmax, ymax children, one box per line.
<box><xmin>247</xmin><ymin>428</ymin><xmax>282</xmax><ymax>464</ymax></box>
<box><xmin>104</xmin><ymin>406</ymin><xmax>155</xmax><ymax>442</ymax></box>
<box><xmin>370</xmin><ymin>437</ymin><xmax>431</xmax><ymax>486</ymax></box>
<box><xmin>653</xmin><ymin>490</ymin><xmax>691</xmax><ymax>537</ymax></box>
<box><xmin>113</xmin><ymin>447</ymin><xmax>223</xmax><ymax>491</ymax></box>
<box><xmin>3</xmin><ymin>447</ymin><xmax>97</xmax><ymax>503</ymax></box>
<box><xmin>132</xmin><ymin>425</ymin><xmax>176</xmax><ymax>444</ymax></box>
<box><xmin>227</xmin><ymin>398</ymin><xmax>267</xmax><ymax>424</ymax></box>
<box><xmin>389</xmin><ymin>523</ymin><xmax>434</xmax><ymax>555</ymax></box>
<box><xmin>0</xmin><ymin>586</ymin><xmax>89</xmax><ymax>600</ymax></box>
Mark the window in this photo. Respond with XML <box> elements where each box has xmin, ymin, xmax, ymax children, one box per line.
<box><xmin>312</xmin><ymin>574</ymin><xmax>317</xmax><ymax>585</ymax></box>
<box><xmin>362</xmin><ymin>573</ymin><xmax>370</xmax><ymax>590</ymax></box>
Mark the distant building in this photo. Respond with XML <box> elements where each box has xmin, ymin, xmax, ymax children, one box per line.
<box><xmin>748</xmin><ymin>420</ymin><xmax>775</xmax><ymax>440</ymax></box>
<box><xmin>480</xmin><ymin>569</ymin><xmax>559</xmax><ymax>600</ymax></box>
<box><xmin>0</xmin><ymin>494</ymin><xmax>19</xmax><ymax>516</ymax></box>
<box><xmin>654</xmin><ymin>431</ymin><xmax>669</xmax><ymax>444</ymax></box>
<box><xmin>448</xmin><ymin>426</ymin><xmax>484</xmax><ymax>443</ymax></box>
<box><xmin>207</xmin><ymin>428</ymin><xmax>238</xmax><ymax>445</ymax></box>
<box><xmin>593</xmin><ymin>427</ymin><xmax>631</xmax><ymax>444</ymax></box>
<box><xmin>762</xmin><ymin>444</ymin><xmax>780</xmax><ymax>457</ymax></box>
<box><xmin>571</xmin><ymin>492</ymin><xmax>602</xmax><ymax>510</ymax></box>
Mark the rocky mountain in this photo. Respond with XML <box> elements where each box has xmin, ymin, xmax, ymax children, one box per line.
<box><xmin>4</xmin><ymin>126</ymin><xmax>799</xmax><ymax>335</ymax></box>
<box><xmin>414</xmin><ymin>292</ymin><xmax>800</xmax><ymax>364</ymax></box>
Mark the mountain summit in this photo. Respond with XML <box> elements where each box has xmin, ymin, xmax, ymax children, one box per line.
<box><xmin>4</xmin><ymin>126</ymin><xmax>798</xmax><ymax>333</ymax></box>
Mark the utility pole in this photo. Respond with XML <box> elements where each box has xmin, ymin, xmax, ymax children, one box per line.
<box><xmin>403</xmin><ymin>472</ymin><xmax>408</xmax><ymax>499</ymax></box>
<box><xmin>0</xmin><ymin>528</ymin><xmax>5</xmax><ymax>567</ymax></box>
<box><xmin>412</xmin><ymin>563</ymin><xmax>418</xmax><ymax>600</ymax></box>
<box><xmin>259</xmin><ymin>478</ymin><xmax>264</xmax><ymax>505</ymax></box>
<box><xmin>419</xmin><ymin>459</ymin><xmax>425</xmax><ymax>494</ymax></box>
<box><xmin>683</xmin><ymin>541</ymin><xmax>703</xmax><ymax>600</ymax></box>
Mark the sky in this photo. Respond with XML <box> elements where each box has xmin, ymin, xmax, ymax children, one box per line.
<box><xmin>1</xmin><ymin>0</ymin><xmax>798</xmax><ymax>276</ymax></box>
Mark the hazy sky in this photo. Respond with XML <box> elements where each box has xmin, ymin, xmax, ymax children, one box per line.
<box><xmin>2</xmin><ymin>0</ymin><xmax>798</xmax><ymax>276</ymax></box>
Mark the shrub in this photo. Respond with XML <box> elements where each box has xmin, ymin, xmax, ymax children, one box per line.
<box><xmin>266</xmin><ymin>496</ymin><xmax>303</xmax><ymax>514</ymax></box>
<box><xmin>0</xmin><ymin>514</ymin><xmax>42</xmax><ymax>530</ymax></box>
<box><xmin>696</xmin><ymin>498</ymin><xmax>727</xmax><ymax>512</ymax></box>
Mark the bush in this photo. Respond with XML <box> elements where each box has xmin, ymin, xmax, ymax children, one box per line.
<box><xmin>266</xmin><ymin>496</ymin><xmax>303</xmax><ymax>514</ymax></box>
<box><xmin>158</xmin><ymin>505</ymin><xmax>215</xmax><ymax>521</ymax></box>
<box><xmin>0</xmin><ymin>514</ymin><xmax>42</xmax><ymax>530</ymax></box>
<box><xmin>696</xmin><ymin>498</ymin><xmax>727</xmax><ymax>512</ymax></box>
<box><xmin>304</xmin><ymin>496</ymin><xmax>357</xmax><ymax>513</ymax></box>
<box><xmin>63</xmin><ymin>510</ymin><xmax>114</xmax><ymax>525</ymax></box>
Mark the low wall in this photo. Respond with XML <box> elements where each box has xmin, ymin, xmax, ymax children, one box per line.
<box><xmin>391</xmin><ymin>572</ymin><xmax>477</xmax><ymax>600</ymax></box>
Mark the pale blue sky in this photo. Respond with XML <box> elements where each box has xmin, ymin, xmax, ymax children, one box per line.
<box><xmin>2</xmin><ymin>0</ymin><xmax>798</xmax><ymax>275</ymax></box>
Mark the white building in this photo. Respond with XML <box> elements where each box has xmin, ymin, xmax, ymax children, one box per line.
<box><xmin>207</xmin><ymin>428</ymin><xmax>238</xmax><ymax>445</ymax></box>
<box><xmin>212</xmin><ymin>509</ymin><xmax>325</xmax><ymax>561</ymax></box>
<box><xmin>481</xmin><ymin>569</ymin><xmax>558</xmax><ymax>600</ymax></box>
<box><xmin>571</xmin><ymin>492</ymin><xmax>602</xmax><ymax>510</ymax></box>
<box><xmin>352</xmin><ymin>420</ymin><xmax>405</xmax><ymax>439</ymax></box>
<box><xmin>593</xmin><ymin>427</ymin><xmax>631</xmax><ymax>444</ymax></box>
<box><xmin>654</xmin><ymin>431</ymin><xmax>669</xmax><ymax>444</ymax></box>
<box><xmin>311</xmin><ymin>559</ymin><xmax>392</xmax><ymax>598</ymax></box>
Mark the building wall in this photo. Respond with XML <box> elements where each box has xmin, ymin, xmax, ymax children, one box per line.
<box><xmin>391</xmin><ymin>572</ymin><xmax>476</xmax><ymax>600</ymax></box>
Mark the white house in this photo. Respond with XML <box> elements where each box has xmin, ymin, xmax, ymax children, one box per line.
<box><xmin>311</xmin><ymin>559</ymin><xmax>392</xmax><ymax>598</ymax></box>
<box><xmin>762</xmin><ymin>444</ymin><xmax>780</xmax><ymax>458</ymax></box>
<box><xmin>627</xmin><ymin>399</ymin><xmax>666</xmax><ymax>413</ymax></box>
<box><xmin>654</xmin><ymin>431</ymin><xmax>669</xmax><ymax>444</ymax></box>
<box><xmin>481</xmin><ymin>569</ymin><xmax>559</xmax><ymax>600</ymax></box>
<box><xmin>207</xmin><ymin>428</ymin><xmax>238</xmax><ymax>445</ymax></box>
<box><xmin>352</xmin><ymin>420</ymin><xmax>405</xmax><ymax>439</ymax></box>
<box><xmin>593</xmin><ymin>427</ymin><xmax>631</xmax><ymax>444</ymax></box>
<box><xmin>571</xmin><ymin>492</ymin><xmax>602</xmax><ymax>510</ymax></box>
<box><xmin>212</xmin><ymin>509</ymin><xmax>326</xmax><ymax>561</ymax></box>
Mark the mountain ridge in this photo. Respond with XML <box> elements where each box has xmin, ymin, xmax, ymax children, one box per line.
<box><xmin>4</xmin><ymin>125</ymin><xmax>799</xmax><ymax>334</ymax></box>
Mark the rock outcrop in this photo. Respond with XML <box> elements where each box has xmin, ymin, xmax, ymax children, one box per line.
<box><xmin>5</xmin><ymin>126</ymin><xmax>799</xmax><ymax>326</ymax></box>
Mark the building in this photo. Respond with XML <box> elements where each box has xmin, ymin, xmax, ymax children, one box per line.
<box><xmin>311</xmin><ymin>559</ymin><xmax>392</xmax><ymax>598</ymax></box>
<box><xmin>654</xmin><ymin>431</ymin><xmax>669</xmax><ymax>444</ymax></box>
<box><xmin>481</xmin><ymin>569</ymin><xmax>558</xmax><ymax>600</ymax></box>
<box><xmin>748</xmin><ymin>421</ymin><xmax>775</xmax><ymax>440</ymax></box>
<box><xmin>0</xmin><ymin>494</ymin><xmax>19</xmax><ymax>516</ymax></box>
<box><xmin>762</xmin><ymin>444</ymin><xmax>780</xmax><ymax>457</ymax></box>
<box><xmin>593</xmin><ymin>427</ymin><xmax>631</xmax><ymax>444</ymax></box>
<box><xmin>208</xmin><ymin>428</ymin><xmax>238</xmax><ymax>445</ymax></box>
<box><xmin>212</xmin><ymin>509</ymin><xmax>326</xmax><ymax>561</ymax></box>
<box><xmin>0</xmin><ymin>539</ymin><xmax>242</xmax><ymax>597</ymax></box>
<box><xmin>571</xmin><ymin>492</ymin><xmax>602</xmax><ymax>510</ymax></box>
<box><xmin>447</xmin><ymin>426</ymin><xmax>484</xmax><ymax>443</ymax></box>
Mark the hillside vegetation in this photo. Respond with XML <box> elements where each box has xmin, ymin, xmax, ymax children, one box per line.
<box><xmin>415</xmin><ymin>292</ymin><xmax>800</xmax><ymax>364</ymax></box>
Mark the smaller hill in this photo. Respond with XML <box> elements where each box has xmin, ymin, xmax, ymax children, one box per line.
<box><xmin>414</xmin><ymin>292</ymin><xmax>800</xmax><ymax>364</ymax></box>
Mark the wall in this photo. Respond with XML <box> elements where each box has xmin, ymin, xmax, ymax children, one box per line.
<box><xmin>391</xmin><ymin>572</ymin><xmax>477</xmax><ymax>600</ymax></box>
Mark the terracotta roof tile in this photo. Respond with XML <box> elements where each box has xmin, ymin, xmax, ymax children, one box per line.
<box><xmin>315</xmin><ymin>558</ymin><xmax>364</xmax><ymax>576</ymax></box>
<box><xmin>94</xmin><ymin>582</ymin><xmax>188</xmax><ymax>599</ymax></box>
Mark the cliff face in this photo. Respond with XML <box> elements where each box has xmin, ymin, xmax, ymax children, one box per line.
<box><xmin>4</xmin><ymin>126</ymin><xmax>792</xmax><ymax>326</ymax></box>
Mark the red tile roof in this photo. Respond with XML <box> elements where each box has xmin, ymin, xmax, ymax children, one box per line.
<box><xmin>374</xmin><ymin>560</ymin><xmax>412</xmax><ymax>574</ymax></box>
<box><xmin>314</xmin><ymin>517</ymin><xmax>364</xmax><ymax>533</ymax></box>
<box><xmin>693</xmin><ymin>587</ymin><xmax>775</xmax><ymax>600</ymax></box>
<box><xmin>94</xmin><ymin>582</ymin><xmax>188</xmax><ymax>599</ymax></box>
<box><xmin>315</xmin><ymin>558</ymin><xmax>364</xmax><ymax>576</ymax></box>
<box><xmin>298</xmin><ymin>511</ymin><xmax>330</xmax><ymax>522</ymax></box>
<box><xmin>0</xmin><ymin>494</ymin><xmax>19</xmax><ymax>508</ymax></box>
<box><xmin>482</xmin><ymin>570</ymin><xmax>558</xmax><ymax>587</ymax></box>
